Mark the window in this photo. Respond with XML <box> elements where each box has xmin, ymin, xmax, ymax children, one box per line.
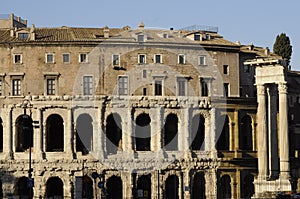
<box><xmin>201</xmin><ymin>78</ymin><xmax>209</xmax><ymax>96</ymax></box>
<box><xmin>178</xmin><ymin>54</ymin><xmax>185</xmax><ymax>64</ymax></box>
<box><xmin>63</xmin><ymin>54</ymin><xmax>70</xmax><ymax>63</ymax></box>
<box><xmin>138</xmin><ymin>34</ymin><xmax>144</xmax><ymax>42</ymax></box>
<box><xmin>79</xmin><ymin>53</ymin><xmax>88</xmax><ymax>63</ymax></box>
<box><xmin>18</xmin><ymin>33</ymin><xmax>29</xmax><ymax>40</ymax></box>
<box><xmin>177</xmin><ymin>78</ymin><xmax>186</xmax><ymax>96</ymax></box>
<box><xmin>46</xmin><ymin>53</ymin><xmax>54</xmax><ymax>63</ymax></box>
<box><xmin>14</xmin><ymin>54</ymin><xmax>22</xmax><ymax>64</ymax></box>
<box><xmin>243</xmin><ymin>65</ymin><xmax>250</xmax><ymax>73</ymax></box>
<box><xmin>118</xmin><ymin>76</ymin><xmax>128</xmax><ymax>95</ymax></box>
<box><xmin>143</xmin><ymin>88</ymin><xmax>147</xmax><ymax>95</ymax></box>
<box><xmin>142</xmin><ymin>70</ymin><xmax>147</xmax><ymax>78</ymax></box>
<box><xmin>199</xmin><ymin>55</ymin><xmax>206</xmax><ymax>66</ymax></box>
<box><xmin>113</xmin><ymin>54</ymin><xmax>120</xmax><ymax>66</ymax></box>
<box><xmin>0</xmin><ymin>79</ymin><xmax>2</xmax><ymax>96</ymax></box>
<box><xmin>223</xmin><ymin>65</ymin><xmax>229</xmax><ymax>75</ymax></box>
<box><xmin>155</xmin><ymin>54</ymin><xmax>162</xmax><ymax>63</ymax></box>
<box><xmin>194</xmin><ymin>34</ymin><xmax>201</xmax><ymax>41</ymax></box>
<box><xmin>139</xmin><ymin>54</ymin><xmax>146</xmax><ymax>64</ymax></box>
<box><xmin>224</xmin><ymin>83</ymin><xmax>229</xmax><ymax>97</ymax></box>
<box><xmin>12</xmin><ymin>79</ymin><xmax>21</xmax><ymax>96</ymax></box>
<box><xmin>47</xmin><ymin>79</ymin><xmax>56</xmax><ymax>95</ymax></box>
<box><xmin>83</xmin><ymin>76</ymin><xmax>93</xmax><ymax>95</ymax></box>
<box><xmin>155</xmin><ymin>80</ymin><xmax>162</xmax><ymax>96</ymax></box>
<box><xmin>163</xmin><ymin>33</ymin><xmax>168</xmax><ymax>38</ymax></box>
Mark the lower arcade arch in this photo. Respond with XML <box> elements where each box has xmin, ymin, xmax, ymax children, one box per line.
<box><xmin>46</xmin><ymin>177</ymin><xmax>64</xmax><ymax>198</ymax></box>
<box><xmin>191</xmin><ymin>172</ymin><xmax>206</xmax><ymax>199</ymax></box>
<box><xmin>137</xmin><ymin>175</ymin><xmax>151</xmax><ymax>199</ymax></box>
<box><xmin>106</xmin><ymin>175</ymin><xmax>123</xmax><ymax>199</ymax></box>
<box><xmin>165</xmin><ymin>175</ymin><xmax>179</xmax><ymax>199</ymax></box>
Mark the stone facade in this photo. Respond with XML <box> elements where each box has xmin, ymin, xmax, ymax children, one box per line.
<box><xmin>0</xmin><ymin>14</ymin><xmax>299</xmax><ymax>199</ymax></box>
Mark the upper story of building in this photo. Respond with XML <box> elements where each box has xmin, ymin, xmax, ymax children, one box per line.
<box><xmin>0</xmin><ymin>14</ymin><xmax>281</xmax><ymax>104</ymax></box>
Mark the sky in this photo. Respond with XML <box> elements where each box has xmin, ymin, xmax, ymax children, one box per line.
<box><xmin>1</xmin><ymin>0</ymin><xmax>299</xmax><ymax>70</ymax></box>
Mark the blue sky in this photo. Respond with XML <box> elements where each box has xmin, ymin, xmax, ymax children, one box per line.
<box><xmin>1</xmin><ymin>0</ymin><xmax>299</xmax><ymax>70</ymax></box>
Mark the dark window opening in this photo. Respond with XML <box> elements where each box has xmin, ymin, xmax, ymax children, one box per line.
<box><xmin>224</xmin><ymin>83</ymin><xmax>229</xmax><ymax>97</ymax></box>
<box><xmin>241</xmin><ymin>174</ymin><xmax>254</xmax><ymax>199</ymax></box>
<box><xmin>76</xmin><ymin>114</ymin><xmax>93</xmax><ymax>155</ymax></box>
<box><xmin>191</xmin><ymin>172</ymin><xmax>205</xmax><ymax>199</ymax></box>
<box><xmin>218</xmin><ymin>175</ymin><xmax>231</xmax><ymax>199</ymax></box>
<box><xmin>0</xmin><ymin>118</ymin><xmax>3</xmax><ymax>152</ymax></box>
<box><xmin>46</xmin><ymin>177</ymin><xmax>63</xmax><ymax>198</ymax></box>
<box><xmin>223</xmin><ymin>65</ymin><xmax>229</xmax><ymax>75</ymax></box>
<box><xmin>137</xmin><ymin>175</ymin><xmax>151</xmax><ymax>199</ymax></box>
<box><xmin>135</xmin><ymin>113</ymin><xmax>151</xmax><ymax>151</ymax></box>
<box><xmin>191</xmin><ymin>114</ymin><xmax>205</xmax><ymax>150</ymax></box>
<box><xmin>46</xmin><ymin>114</ymin><xmax>64</xmax><ymax>152</ymax></box>
<box><xmin>106</xmin><ymin>176</ymin><xmax>122</xmax><ymax>199</ymax></box>
<box><xmin>239</xmin><ymin>115</ymin><xmax>253</xmax><ymax>150</ymax></box>
<box><xmin>178</xmin><ymin>54</ymin><xmax>185</xmax><ymax>64</ymax></box>
<box><xmin>165</xmin><ymin>175</ymin><xmax>179</xmax><ymax>199</ymax></box>
<box><xmin>106</xmin><ymin>113</ymin><xmax>122</xmax><ymax>154</ymax></box>
<box><xmin>82</xmin><ymin>176</ymin><xmax>93</xmax><ymax>199</ymax></box>
<box><xmin>155</xmin><ymin>80</ymin><xmax>162</xmax><ymax>96</ymax></box>
<box><xmin>16</xmin><ymin>114</ymin><xmax>33</xmax><ymax>152</ymax></box>
<box><xmin>216</xmin><ymin>115</ymin><xmax>230</xmax><ymax>150</ymax></box>
<box><xmin>164</xmin><ymin>114</ymin><xmax>178</xmax><ymax>151</ymax></box>
<box><xmin>143</xmin><ymin>88</ymin><xmax>147</xmax><ymax>96</ymax></box>
<box><xmin>201</xmin><ymin>79</ymin><xmax>209</xmax><ymax>97</ymax></box>
<box><xmin>14</xmin><ymin>55</ymin><xmax>21</xmax><ymax>63</ymax></box>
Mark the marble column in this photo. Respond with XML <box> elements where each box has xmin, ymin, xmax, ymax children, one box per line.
<box><xmin>35</xmin><ymin>108</ymin><xmax>44</xmax><ymax>159</ymax></box>
<box><xmin>209</xmin><ymin>107</ymin><xmax>217</xmax><ymax>158</ymax></box>
<box><xmin>256</xmin><ymin>84</ymin><xmax>268</xmax><ymax>178</ymax></box>
<box><xmin>278</xmin><ymin>82</ymin><xmax>290</xmax><ymax>179</ymax></box>
<box><xmin>4</xmin><ymin>107</ymin><xmax>13</xmax><ymax>159</ymax></box>
<box><xmin>66</xmin><ymin>108</ymin><xmax>74</xmax><ymax>158</ymax></box>
<box><xmin>126</xmin><ymin>107</ymin><xmax>134</xmax><ymax>152</ymax></box>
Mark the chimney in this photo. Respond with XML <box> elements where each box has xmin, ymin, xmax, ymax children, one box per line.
<box><xmin>30</xmin><ymin>24</ymin><xmax>35</xmax><ymax>41</ymax></box>
<box><xmin>10</xmin><ymin>28</ymin><xmax>15</xmax><ymax>37</ymax></box>
<box><xmin>265</xmin><ymin>47</ymin><xmax>270</xmax><ymax>56</ymax></box>
<box><xmin>104</xmin><ymin>26</ymin><xmax>109</xmax><ymax>38</ymax></box>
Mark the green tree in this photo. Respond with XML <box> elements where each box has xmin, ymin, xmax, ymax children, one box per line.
<box><xmin>273</xmin><ymin>33</ymin><xmax>293</xmax><ymax>66</ymax></box>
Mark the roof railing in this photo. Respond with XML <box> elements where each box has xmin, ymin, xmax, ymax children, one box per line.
<box><xmin>179</xmin><ymin>25</ymin><xmax>218</xmax><ymax>33</ymax></box>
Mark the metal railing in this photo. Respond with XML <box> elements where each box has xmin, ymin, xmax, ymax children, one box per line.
<box><xmin>180</xmin><ymin>25</ymin><xmax>219</xmax><ymax>33</ymax></box>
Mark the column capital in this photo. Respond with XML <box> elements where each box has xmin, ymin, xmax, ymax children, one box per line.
<box><xmin>278</xmin><ymin>82</ymin><xmax>288</xmax><ymax>94</ymax></box>
<box><xmin>256</xmin><ymin>84</ymin><xmax>265</xmax><ymax>95</ymax></box>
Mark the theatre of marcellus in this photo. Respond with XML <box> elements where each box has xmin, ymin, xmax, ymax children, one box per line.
<box><xmin>1</xmin><ymin>13</ymin><xmax>300</xmax><ymax>199</ymax></box>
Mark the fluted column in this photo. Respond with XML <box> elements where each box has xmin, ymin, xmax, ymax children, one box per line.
<box><xmin>256</xmin><ymin>84</ymin><xmax>268</xmax><ymax>178</ymax></box>
<box><xmin>278</xmin><ymin>82</ymin><xmax>290</xmax><ymax>179</ymax></box>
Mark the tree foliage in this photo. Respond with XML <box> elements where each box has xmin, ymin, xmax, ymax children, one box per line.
<box><xmin>273</xmin><ymin>33</ymin><xmax>292</xmax><ymax>66</ymax></box>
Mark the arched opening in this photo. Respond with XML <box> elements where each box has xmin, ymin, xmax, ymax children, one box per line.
<box><xmin>46</xmin><ymin>177</ymin><xmax>63</xmax><ymax>199</ymax></box>
<box><xmin>165</xmin><ymin>175</ymin><xmax>179</xmax><ymax>199</ymax></box>
<box><xmin>76</xmin><ymin>114</ymin><xmax>93</xmax><ymax>155</ymax></box>
<box><xmin>216</xmin><ymin>115</ymin><xmax>230</xmax><ymax>150</ymax></box>
<box><xmin>164</xmin><ymin>114</ymin><xmax>178</xmax><ymax>151</ymax></box>
<box><xmin>15</xmin><ymin>176</ymin><xmax>32</xmax><ymax>198</ymax></box>
<box><xmin>137</xmin><ymin>175</ymin><xmax>151</xmax><ymax>199</ymax></box>
<box><xmin>16</xmin><ymin>114</ymin><xmax>33</xmax><ymax>152</ymax></box>
<box><xmin>239</xmin><ymin>115</ymin><xmax>253</xmax><ymax>150</ymax></box>
<box><xmin>191</xmin><ymin>114</ymin><xmax>205</xmax><ymax>150</ymax></box>
<box><xmin>241</xmin><ymin>174</ymin><xmax>254</xmax><ymax>199</ymax></box>
<box><xmin>106</xmin><ymin>176</ymin><xmax>122</xmax><ymax>199</ymax></box>
<box><xmin>106</xmin><ymin>113</ymin><xmax>122</xmax><ymax>154</ymax></box>
<box><xmin>46</xmin><ymin>114</ymin><xmax>64</xmax><ymax>152</ymax></box>
<box><xmin>135</xmin><ymin>113</ymin><xmax>151</xmax><ymax>151</ymax></box>
<box><xmin>0</xmin><ymin>118</ymin><xmax>3</xmax><ymax>152</ymax></box>
<box><xmin>218</xmin><ymin>175</ymin><xmax>231</xmax><ymax>199</ymax></box>
<box><xmin>191</xmin><ymin>172</ymin><xmax>205</xmax><ymax>199</ymax></box>
<box><xmin>82</xmin><ymin>176</ymin><xmax>93</xmax><ymax>199</ymax></box>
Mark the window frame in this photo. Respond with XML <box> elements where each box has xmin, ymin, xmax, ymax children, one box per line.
<box><xmin>62</xmin><ymin>53</ymin><xmax>70</xmax><ymax>63</ymax></box>
<box><xmin>17</xmin><ymin>32</ymin><xmax>29</xmax><ymax>40</ymax></box>
<box><xmin>223</xmin><ymin>65</ymin><xmax>229</xmax><ymax>75</ymax></box>
<box><xmin>43</xmin><ymin>73</ymin><xmax>60</xmax><ymax>96</ymax></box>
<box><xmin>45</xmin><ymin>53</ymin><xmax>55</xmax><ymax>64</ymax></box>
<box><xmin>177</xmin><ymin>77</ymin><xmax>187</xmax><ymax>96</ymax></box>
<box><xmin>154</xmin><ymin>80</ymin><xmax>163</xmax><ymax>96</ymax></box>
<box><xmin>83</xmin><ymin>75</ymin><xmax>93</xmax><ymax>96</ymax></box>
<box><xmin>154</xmin><ymin>54</ymin><xmax>162</xmax><ymax>63</ymax></box>
<box><xmin>224</xmin><ymin>83</ymin><xmax>229</xmax><ymax>97</ymax></box>
<box><xmin>79</xmin><ymin>53</ymin><xmax>88</xmax><ymax>63</ymax></box>
<box><xmin>199</xmin><ymin>55</ymin><xmax>207</xmax><ymax>66</ymax></box>
<box><xmin>46</xmin><ymin>78</ymin><xmax>56</xmax><ymax>95</ymax></box>
<box><xmin>178</xmin><ymin>54</ymin><xmax>185</xmax><ymax>64</ymax></box>
<box><xmin>138</xmin><ymin>54</ymin><xmax>146</xmax><ymax>64</ymax></box>
<box><xmin>112</xmin><ymin>54</ymin><xmax>120</xmax><ymax>66</ymax></box>
<box><xmin>137</xmin><ymin>34</ymin><xmax>144</xmax><ymax>43</ymax></box>
<box><xmin>12</xmin><ymin>78</ymin><xmax>22</xmax><ymax>96</ymax></box>
<box><xmin>118</xmin><ymin>76</ymin><xmax>129</xmax><ymax>96</ymax></box>
<box><xmin>13</xmin><ymin>54</ymin><xmax>22</xmax><ymax>64</ymax></box>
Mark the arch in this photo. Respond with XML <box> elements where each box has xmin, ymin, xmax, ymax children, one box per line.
<box><xmin>76</xmin><ymin>113</ymin><xmax>93</xmax><ymax>155</ymax></box>
<box><xmin>106</xmin><ymin>175</ymin><xmax>122</xmax><ymax>199</ymax></box>
<box><xmin>218</xmin><ymin>175</ymin><xmax>231</xmax><ymax>199</ymax></box>
<box><xmin>239</xmin><ymin>115</ymin><xmax>253</xmax><ymax>150</ymax></box>
<box><xmin>137</xmin><ymin>175</ymin><xmax>151</xmax><ymax>199</ymax></box>
<box><xmin>16</xmin><ymin>114</ymin><xmax>33</xmax><ymax>152</ymax></box>
<box><xmin>241</xmin><ymin>174</ymin><xmax>254</xmax><ymax>199</ymax></box>
<box><xmin>216</xmin><ymin>115</ymin><xmax>230</xmax><ymax>150</ymax></box>
<box><xmin>165</xmin><ymin>174</ymin><xmax>179</xmax><ymax>199</ymax></box>
<box><xmin>0</xmin><ymin>117</ymin><xmax>3</xmax><ymax>152</ymax></box>
<box><xmin>106</xmin><ymin>113</ymin><xmax>122</xmax><ymax>154</ymax></box>
<box><xmin>164</xmin><ymin>113</ymin><xmax>178</xmax><ymax>151</ymax></box>
<box><xmin>46</xmin><ymin>177</ymin><xmax>64</xmax><ymax>198</ymax></box>
<box><xmin>15</xmin><ymin>176</ymin><xmax>32</xmax><ymax>198</ymax></box>
<box><xmin>82</xmin><ymin>176</ymin><xmax>93</xmax><ymax>199</ymax></box>
<box><xmin>135</xmin><ymin>113</ymin><xmax>151</xmax><ymax>151</ymax></box>
<box><xmin>46</xmin><ymin>114</ymin><xmax>64</xmax><ymax>152</ymax></box>
<box><xmin>191</xmin><ymin>114</ymin><xmax>205</xmax><ymax>150</ymax></box>
<box><xmin>191</xmin><ymin>172</ymin><xmax>205</xmax><ymax>199</ymax></box>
